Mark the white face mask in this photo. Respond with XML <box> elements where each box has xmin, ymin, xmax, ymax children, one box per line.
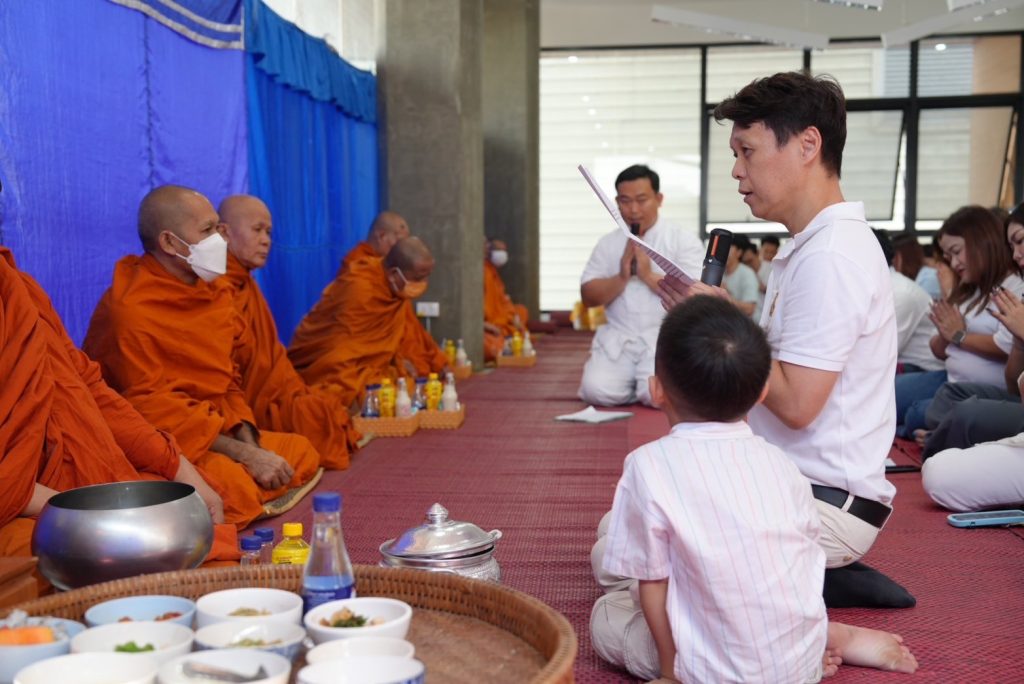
<box><xmin>490</xmin><ymin>249</ymin><xmax>509</xmax><ymax>268</ymax></box>
<box><xmin>169</xmin><ymin>232</ymin><xmax>228</xmax><ymax>282</ymax></box>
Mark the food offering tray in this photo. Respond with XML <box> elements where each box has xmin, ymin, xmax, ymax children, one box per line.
<box><xmin>353</xmin><ymin>413</ymin><xmax>419</xmax><ymax>438</ymax></box>
<box><xmin>452</xmin><ymin>365</ymin><xmax>473</xmax><ymax>381</ymax></box>
<box><xmin>417</xmin><ymin>403</ymin><xmax>466</xmax><ymax>430</ymax></box>
<box><xmin>496</xmin><ymin>354</ymin><xmax>537</xmax><ymax>368</ymax></box>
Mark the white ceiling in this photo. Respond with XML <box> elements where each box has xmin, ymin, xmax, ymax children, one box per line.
<box><xmin>540</xmin><ymin>0</ymin><xmax>1024</xmax><ymax>49</ymax></box>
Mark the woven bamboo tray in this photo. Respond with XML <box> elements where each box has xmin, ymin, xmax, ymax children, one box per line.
<box><xmin>497</xmin><ymin>353</ymin><xmax>537</xmax><ymax>368</ymax></box>
<box><xmin>418</xmin><ymin>403</ymin><xmax>466</xmax><ymax>430</ymax></box>
<box><xmin>4</xmin><ymin>564</ymin><xmax>576</xmax><ymax>684</ymax></box>
<box><xmin>352</xmin><ymin>412</ymin><xmax>419</xmax><ymax>437</ymax></box>
<box><xmin>452</xmin><ymin>364</ymin><xmax>473</xmax><ymax>381</ymax></box>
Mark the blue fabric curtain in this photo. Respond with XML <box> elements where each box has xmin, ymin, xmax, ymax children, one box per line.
<box><xmin>0</xmin><ymin>1</ymin><xmax>247</xmax><ymax>344</ymax></box>
<box><xmin>244</xmin><ymin>0</ymin><xmax>379</xmax><ymax>344</ymax></box>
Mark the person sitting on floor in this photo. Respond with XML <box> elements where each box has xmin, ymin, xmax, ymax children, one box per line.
<box><xmin>591</xmin><ymin>295</ymin><xmax>918</xmax><ymax>683</ymax></box>
<box><xmin>721</xmin><ymin>236</ymin><xmax>760</xmax><ymax>319</ymax></box>
<box><xmin>219</xmin><ymin>195</ymin><xmax>361</xmax><ymax>470</ymax></box>
<box><xmin>83</xmin><ymin>185</ymin><xmax>321</xmax><ymax>529</ymax></box>
<box><xmin>892</xmin><ymin>232</ymin><xmax>943</xmax><ymax>301</ymax></box>
<box><xmin>577</xmin><ymin>164</ymin><xmax>704</xmax><ymax>407</ymax></box>
<box><xmin>287</xmin><ymin>236</ymin><xmax>448</xmax><ymax>407</ymax></box>
<box><xmin>340</xmin><ymin>210</ymin><xmax>411</xmax><ymax>271</ymax></box>
<box><xmin>484</xmin><ymin>238</ymin><xmax>527</xmax><ymax>362</ymax></box>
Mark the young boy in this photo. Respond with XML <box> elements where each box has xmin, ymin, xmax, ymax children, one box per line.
<box><xmin>591</xmin><ymin>295</ymin><xmax>917</xmax><ymax>683</ymax></box>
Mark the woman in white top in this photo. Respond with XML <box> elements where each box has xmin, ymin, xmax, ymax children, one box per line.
<box><xmin>896</xmin><ymin>206</ymin><xmax>1023</xmax><ymax>437</ymax></box>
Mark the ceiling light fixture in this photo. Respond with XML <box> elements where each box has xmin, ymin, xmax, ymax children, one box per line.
<box><xmin>883</xmin><ymin>0</ymin><xmax>1024</xmax><ymax>46</ymax></box>
<box><xmin>651</xmin><ymin>4</ymin><xmax>830</xmax><ymax>50</ymax></box>
<box><xmin>947</xmin><ymin>0</ymin><xmax>992</xmax><ymax>10</ymax></box>
<box><xmin>815</xmin><ymin>0</ymin><xmax>884</xmax><ymax>10</ymax></box>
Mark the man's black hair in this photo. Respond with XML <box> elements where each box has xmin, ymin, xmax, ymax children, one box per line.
<box><xmin>615</xmin><ymin>165</ymin><xmax>660</xmax><ymax>193</ymax></box>
<box><xmin>761</xmin><ymin>235</ymin><xmax>780</xmax><ymax>248</ymax></box>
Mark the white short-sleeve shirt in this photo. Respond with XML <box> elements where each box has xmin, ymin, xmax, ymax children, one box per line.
<box><xmin>723</xmin><ymin>262</ymin><xmax>760</xmax><ymax>318</ymax></box>
<box><xmin>944</xmin><ymin>273</ymin><xmax>1024</xmax><ymax>386</ymax></box>
<box><xmin>603</xmin><ymin>421</ymin><xmax>828</xmax><ymax>684</ymax></box>
<box><xmin>580</xmin><ymin>217</ymin><xmax>704</xmax><ymax>336</ymax></box>
<box><xmin>890</xmin><ymin>269</ymin><xmax>944</xmax><ymax>372</ymax></box>
<box><xmin>749</xmin><ymin>202</ymin><xmax>897</xmax><ymax>504</ymax></box>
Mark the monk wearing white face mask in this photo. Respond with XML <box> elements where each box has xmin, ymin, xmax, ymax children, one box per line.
<box><xmin>288</xmin><ymin>236</ymin><xmax>449</xmax><ymax>407</ymax></box>
<box><xmin>483</xmin><ymin>238</ymin><xmax>528</xmax><ymax>362</ymax></box>
<box><xmin>84</xmin><ymin>185</ymin><xmax>322</xmax><ymax>529</ymax></box>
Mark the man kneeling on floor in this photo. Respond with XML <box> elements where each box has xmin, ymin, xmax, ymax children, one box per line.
<box><xmin>591</xmin><ymin>296</ymin><xmax>918</xmax><ymax>683</ymax></box>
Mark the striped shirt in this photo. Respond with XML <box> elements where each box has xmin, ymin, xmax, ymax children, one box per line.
<box><xmin>602</xmin><ymin>421</ymin><xmax>827</xmax><ymax>684</ymax></box>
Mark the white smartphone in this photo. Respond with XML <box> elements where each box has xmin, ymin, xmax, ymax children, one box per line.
<box><xmin>947</xmin><ymin>509</ymin><xmax>1024</xmax><ymax>528</ymax></box>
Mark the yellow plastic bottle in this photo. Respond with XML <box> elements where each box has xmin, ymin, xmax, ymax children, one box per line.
<box><xmin>379</xmin><ymin>377</ymin><xmax>396</xmax><ymax>418</ymax></box>
<box><xmin>271</xmin><ymin>522</ymin><xmax>311</xmax><ymax>565</ymax></box>
<box><xmin>511</xmin><ymin>331</ymin><xmax>523</xmax><ymax>357</ymax></box>
<box><xmin>445</xmin><ymin>338</ymin><xmax>457</xmax><ymax>366</ymax></box>
<box><xmin>425</xmin><ymin>372</ymin><xmax>443</xmax><ymax>410</ymax></box>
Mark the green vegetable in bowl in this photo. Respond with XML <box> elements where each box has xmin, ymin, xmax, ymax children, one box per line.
<box><xmin>115</xmin><ymin>640</ymin><xmax>155</xmax><ymax>653</ymax></box>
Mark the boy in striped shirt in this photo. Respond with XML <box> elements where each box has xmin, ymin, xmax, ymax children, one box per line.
<box><xmin>592</xmin><ymin>296</ymin><xmax>917</xmax><ymax>682</ymax></box>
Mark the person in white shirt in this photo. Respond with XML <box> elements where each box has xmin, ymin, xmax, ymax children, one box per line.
<box><xmin>659</xmin><ymin>72</ymin><xmax>913</xmax><ymax>608</ymax></box>
<box><xmin>577</xmin><ymin>165</ymin><xmax>704</xmax><ymax>406</ymax></box>
<box><xmin>722</xmin><ymin>239</ymin><xmax>760</xmax><ymax>318</ymax></box>
<box><xmin>592</xmin><ymin>296</ymin><xmax>917</xmax><ymax>682</ymax></box>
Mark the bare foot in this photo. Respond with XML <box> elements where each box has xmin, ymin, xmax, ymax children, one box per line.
<box><xmin>828</xmin><ymin>622</ymin><xmax>918</xmax><ymax>674</ymax></box>
<box><xmin>913</xmin><ymin>429</ymin><xmax>931</xmax><ymax>447</ymax></box>
<box><xmin>821</xmin><ymin>647</ymin><xmax>842</xmax><ymax>678</ymax></box>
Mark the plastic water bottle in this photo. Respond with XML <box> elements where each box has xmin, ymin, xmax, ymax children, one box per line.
<box><xmin>302</xmin><ymin>492</ymin><xmax>355</xmax><ymax>613</ymax></box>
<box><xmin>455</xmin><ymin>339</ymin><xmax>469</xmax><ymax>367</ymax></box>
<box><xmin>362</xmin><ymin>384</ymin><xmax>381</xmax><ymax>418</ymax></box>
<box><xmin>272</xmin><ymin>522</ymin><xmax>311</xmax><ymax>565</ymax></box>
<box><xmin>254</xmin><ymin>527</ymin><xmax>275</xmax><ymax>564</ymax></box>
<box><xmin>412</xmin><ymin>378</ymin><xmax>427</xmax><ymax>412</ymax></box>
<box><xmin>240</xmin><ymin>535</ymin><xmax>262</xmax><ymax>566</ymax></box>
<box><xmin>522</xmin><ymin>332</ymin><xmax>535</xmax><ymax>357</ymax></box>
<box><xmin>379</xmin><ymin>378</ymin><xmax>396</xmax><ymax>418</ymax></box>
<box><xmin>425</xmin><ymin>373</ymin><xmax>443</xmax><ymax>410</ymax></box>
<box><xmin>396</xmin><ymin>377</ymin><xmax>413</xmax><ymax>418</ymax></box>
<box><xmin>442</xmin><ymin>372</ymin><xmax>459</xmax><ymax>411</ymax></box>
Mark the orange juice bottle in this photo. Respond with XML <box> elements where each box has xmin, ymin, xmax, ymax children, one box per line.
<box><xmin>379</xmin><ymin>378</ymin><xmax>396</xmax><ymax>417</ymax></box>
<box><xmin>425</xmin><ymin>373</ymin><xmax>443</xmax><ymax>410</ymax></box>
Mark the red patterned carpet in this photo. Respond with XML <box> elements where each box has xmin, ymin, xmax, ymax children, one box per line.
<box><xmin>250</xmin><ymin>330</ymin><xmax>1024</xmax><ymax>682</ymax></box>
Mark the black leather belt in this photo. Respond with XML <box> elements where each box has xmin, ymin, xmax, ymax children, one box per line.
<box><xmin>811</xmin><ymin>485</ymin><xmax>891</xmax><ymax>529</ymax></box>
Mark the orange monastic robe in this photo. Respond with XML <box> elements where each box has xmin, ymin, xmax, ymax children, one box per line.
<box><xmin>224</xmin><ymin>254</ymin><xmax>359</xmax><ymax>470</ymax></box>
<box><xmin>288</xmin><ymin>256</ymin><xmax>447</xmax><ymax>405</ymax></box>
<box><xmin>483</xmin><ymin>261</ymin><xmax>528</xmax><ymax>361</ymax></box>
<box><xmin>341</xmin><ymin>241</ymin><xmax>378</xmax><ymax>271</ymax></box>
<box><xmin>83</xmin><ymin>254</ymin><xmax>320</xmax><ymax>528</ymax></box>
<box><xmin>0</xmin><ymin>248</ymin><xmax>236</xmax><ymax>560</ymax></box>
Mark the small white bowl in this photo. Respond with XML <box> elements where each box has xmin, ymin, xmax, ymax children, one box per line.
<box><xmin>84</xmin><ymin>596</ymin><xmax>195</xmax><ymax>628</ymax></box>
<box><xmin>193</xmin><ymin>620</ymin><xmax>306</xmax><ymax>662</ymax></box>
<box><xmin>303</xmin><ymin>598</ymin><xmax>412</xmax><ymax>645</ymax></box>
<box><xmin>305</xmin><ymin>636</ymin><xmax>415</xmax><ymax>664</ymax></box>
<box><xmin>195</xmin><ymin>588</ymin><xmax>303</xmax><ymax>629</ymax></box>
<box><xmin>0</xmin><ymin>617</ymin><xmax>85</xmax><ymax>684</ymax></box>
<box><xmin>14</xmin><ymin>652</ymin><xmax>158</xmax><ymax>684</ymax></box>
<box><xmin>298</xmin><ymin>656</ymin><xmax>425</xmax><ymax>684</ymax></box>
<box><xmin>72</xmin><ymin>621</ymin><xmax>193</xmax><ymax>666</ymax></box>
<box><xmin>158</xmin><ymin>648</ymin><xmax>290</xmax><ymax>684</ymax></box>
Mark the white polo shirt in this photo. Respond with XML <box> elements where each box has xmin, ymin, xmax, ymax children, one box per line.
<box><xmin>748</xmin><ymin>202</ymin><xmax>897</xmax><ymax>505</ymax></box>
<box><xmin>944</xmin><ymin>273</ymin><xmax>1024</xmax><ymax>386</ymax></box>
<box><xmin>889</xmin><ymin>269</ymin><xmax>943</xmax><ymax>372</ymax></box>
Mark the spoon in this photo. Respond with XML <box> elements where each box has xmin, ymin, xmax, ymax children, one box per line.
<box><xmin>181</xmin><ymin>660</ymin><xmax>269</xmax><ymax>682</ymax></box>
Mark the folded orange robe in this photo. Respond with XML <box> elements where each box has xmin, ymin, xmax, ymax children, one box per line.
<box><xmin>83</xmin><ymin>254</ymin><xmax>320</xmax><ymax>528</ymax></box>
<box><xmin>484</xmin><ymin>261</ymin><xmax>529</xmax><ymax>361</ymax></box>
<box><xmin>0</xmin><ymin>248</ymin><xmax>237</xmax><ymax>561</ymax></box>
<box><xmin>225</xmin><ymin>254</ymin><xmax>359</xmax><ymax>470</ymax></box>
<box><xmin>288</xmin><ymin>256</ymin><xmax>447</xmax><ymax>405</ymax></box>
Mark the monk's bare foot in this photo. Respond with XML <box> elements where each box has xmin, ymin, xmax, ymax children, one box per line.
<box><xmin>241</xmin><ymin>446</ymin><xmax>295</xmax><ymax>490</ymax></box>
<box><xmin>828</xmin><ymin>622</ymin><xmax>918</xmax><ymax>674</ymax></box>
<box><xmin>913</xmin><ymin>429</ymin><xmax>930</xmax><ymax>447</ymax></box>
<box><xmin>822</xmin><ymin>647</ymin><xmax>842</xmax><ymax>678</ymax></box>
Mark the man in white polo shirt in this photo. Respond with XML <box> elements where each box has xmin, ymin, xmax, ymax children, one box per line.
<box><xmin>660</xmin><ymin>72</ymin><xmax>913</xmax><ymax>608</ymax></box>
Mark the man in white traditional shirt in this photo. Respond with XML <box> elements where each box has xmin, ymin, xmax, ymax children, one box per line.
<box><xmin>577</xmin><ymin>165</ymin><xmax>704</xmax><ymax>406</ymax></box>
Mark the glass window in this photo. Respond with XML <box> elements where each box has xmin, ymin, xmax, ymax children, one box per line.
<box><xmin>706</xmin><ymin>46</ymin><xmax>803</xmax><ymax>103</ymax></box>
<box><xmin>811</xmin><ymin>43</ymin><xmax>909</xmax><ymax>98</ymax></box>
<box><xmin>919</xmin><ymin>36</ymin><xmax>1020</xmax><ymax>97</ymax></box>
<box><xmin>843</xmin><ymin>110</ymin><xmax>904</xmax><ymax>221</ymax></box>
<box><xmin>539</xmin><ymin>50</ymin><xmax>701</xmax><ymax>311</ymax></box>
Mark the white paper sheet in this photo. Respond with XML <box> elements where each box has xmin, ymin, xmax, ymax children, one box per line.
<box><xmin>555</xmin><ymin>406</ymin><xmax>634</xmax><ymax>424</ymax></box>
<box><xmin>577</xmin><ymin>164</ymin><xmax>696</xmax><ymax>286</ymax></box>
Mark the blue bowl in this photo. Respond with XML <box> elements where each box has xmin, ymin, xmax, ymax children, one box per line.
<box><xmin>84</xmin><ymin>595</ymin><xmax>196</xmax><ymax>629</ymax></box>
<box><xmin>0</xmin><ymin>617</ymin><xmax>85</xmax><ymax>684</ymax></box>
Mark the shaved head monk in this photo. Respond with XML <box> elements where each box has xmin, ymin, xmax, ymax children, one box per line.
<box><xmin>483</xmin><ymin>238</ymin><xmax>529</xmax><ymax>362</ymax></box>
<box><xmin>341</xmin><ymin>210</ymin><xmax>412</xmax><ymax>269</ymax></box>
<box><xmin>219</xmin><ymin>194</ymin><xmax>360</xmax><ymax>470</ymax></box>
<box><xmin>288</xmin><ymin>236</ymin><xmax>448</xmax><ymax>405</ymax></box>
<box><xmin>0</xmin><ymin>242</ymin><xmax>240</xmax><ymax>562</ymax></box>
<box><xmin>84</xmin><ymin>185</ymin><xmax>320</xmax><ymax>528</ymax></box>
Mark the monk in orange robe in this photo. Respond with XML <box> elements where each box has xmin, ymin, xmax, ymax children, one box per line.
<box><xmin>0</xmin><ymin>246</ymin><xmax>237</xmax><ymax>562</ymax></box>
<box><xmin>219</xmin><ymin>195</ymin><xmax>360</xmax><ymax>470</ymax></box>
<box><xmin>484</xmin><ymin>238</ymin><xmax>528</xmax><ymax>361</ymax></box>
<box><xmin>288</xmin><ymin>237</ymin><xmax>448</xmax><ymax>405</ymax></box>
<box><xmin>84</xmin><ymin>185</ymin><xmax>320</xmax><ymax>529</ymax></box>
<box><xmin>340</xmin><ymin>210</ymin><xmax>410</xmax><ymax>271</ymax></box>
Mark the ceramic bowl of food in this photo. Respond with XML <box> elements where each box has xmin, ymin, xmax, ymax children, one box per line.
<box><xmin>303</xmin><ymin>598</ymin><xmax>412</xmax><ymax>645</ymax></box>
<box><xmin>71</xmin><ymin>621</ymin><xmax>193</xmax><ymax>666</ymax></box>
<box><xmin>84</xmin><ymin>595</ymin><xmax>196</xmax><ymax>628</ymax></box>
<box><xmin>32</xmin><ymin>481</ymin><xmax>212</xmax><ymax>590</ymax></box>
<box><xmin>195</xmin><ymin>588</ymin><xmax>303</xmax><ymax>629</ymax></box>
<box><xmin>157</xmin><ymin>648</ymin><xmax>290</xmax><ymax>684</ymax></box>
<box><xmin>297</xmin><ymin>656</ymin><xmax>425</xmax><ymax>684</ymax></box>
<box><xmin>305</xmin><ymin>636</ymin><xmax>415</xmax><ymax>664</ymax></box>
<box><xmin>193</xmin><ymin>620</ymin><xmax>307</xmax><ymax>662</ymax></box>
<box><xmin>0</xmin><ymin>615</ymin><xmax>85</xmax><ymax>684</ymax></box>
<box><xmin>13</xmin><ymin>652</ymin><xmax>158</xmax><ymax>684</ymax></box>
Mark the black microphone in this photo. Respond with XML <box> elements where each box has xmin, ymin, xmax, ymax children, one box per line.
<box><xmin>629</xmin><ymin>223</ymin><xmax>640</xmax><ymax>276</ymax></box>
<box><xmin>700</xmin><ymin>228</ymin><xmax>733</xmax><ymax>287</ymax></box>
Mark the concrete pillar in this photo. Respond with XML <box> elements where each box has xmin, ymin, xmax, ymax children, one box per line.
<box><xmin>378</xmin><ymin>0</ymin><xmax>485</xmax><ymax>364</ymax></box>
<box><xmin>483</xmin><ymin>0</ymin><xmax>540</xmax><ymax>318</ymax></box>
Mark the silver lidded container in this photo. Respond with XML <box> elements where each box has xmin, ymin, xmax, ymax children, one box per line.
<box><xmin>380</xmin><ymin>503</ymin><xmax>502</xmax><ymax>582</ymax></box>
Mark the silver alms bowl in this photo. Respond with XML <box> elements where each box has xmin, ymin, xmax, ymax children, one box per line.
<box><xmin>32</xmin><ymin>481</ymin><xmax>213</xmax><ymax>590</ymax></box>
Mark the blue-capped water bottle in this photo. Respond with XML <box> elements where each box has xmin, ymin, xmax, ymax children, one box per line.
<box><xmin>302</xmin><ymin>492</ymin><xmax>355</xmax><ymax>614</ymax></box>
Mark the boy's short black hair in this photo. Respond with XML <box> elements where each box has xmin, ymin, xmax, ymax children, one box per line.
<box><xmin>615</xmin><ymin>165</ymin><xmax>660</xmax><ymax>193</ymax></box>
<box><xmin>655</xmin><ymin>296</ymin><xmax>771</xmax><ymax>422</ymax></box>
<box><xmin>732</xmin><ymin>233</ymin><xmax>756</xmax><ymax>255</ymax></box>
<box><xmin>761</xmin><ymin>235</ymin><xmax>781</xmax><ymax>248</ymax></box>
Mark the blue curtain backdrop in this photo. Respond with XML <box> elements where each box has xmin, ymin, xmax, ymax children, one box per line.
<box><xmin>0</xmin><ymin>0</ymin><xmax>247</xmax><ymax>344</ymax></box>
<box><xmin>244</xmin><ymin>0</ymin><xmax>379</xmax><ymax>344</ymax></box>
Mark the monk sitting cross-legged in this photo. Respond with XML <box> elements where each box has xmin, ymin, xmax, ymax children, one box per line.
<box><xmin>287</xmin><ymin>236</ymin><xmax>448</xmax><ymax>406</ymax></box>
<box><xmin>341</xmin><ymin>210</ymin><xmax>410</xmax><ymax>270</ymax></box>
<box><xmin>83</xmin><ymin>185</ymin><xmax>320</xmax><ymax>529</ymax></box>
<box><xmin>0</xmin><ymin>245</ymin><xmax>238</xmax><ymax>561</ymax></box>
<box><xmin>483</xmin><ymin>238</ymin><xmax>529</xmax><ymax>362</ymax></box>
<box><xmin>219</xmin><ymin>195</ymin><xmax>360</xmax><ymax>470</ymax></box>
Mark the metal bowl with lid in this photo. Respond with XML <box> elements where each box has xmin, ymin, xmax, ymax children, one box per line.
<box><xmin>379</xmin><ymin>503</ymin><xmax>502</xmax><ymax>582</ymax></box>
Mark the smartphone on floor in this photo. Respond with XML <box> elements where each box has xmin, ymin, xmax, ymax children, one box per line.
<box><xmin>947</xmin><ymin>509</ymin><xmax>1024</xmax><ymax>528</ymax></box>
